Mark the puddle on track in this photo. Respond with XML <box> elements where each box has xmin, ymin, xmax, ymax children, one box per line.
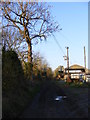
<box><xmin>54</xmin><ymin>96</ymin><xmax>67</xmax><ymax>101</ymax></box>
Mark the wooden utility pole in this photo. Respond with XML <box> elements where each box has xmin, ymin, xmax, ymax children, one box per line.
<box><xmin>84</xmin><ymin>46</ymin><xmax>86</xmax><ymax>81</ymax></box>
<box><xmin>84</xmin><ymin>46</ymin><xmax>86</xmax><ymax>71</ymax></box>
<box><xmin>66</xmin><ymin>47</ymin><xmax>69</xmax><ymax>75</ymax></box>
<box><xmin>65</xmin><ymin>47</ymin><xmax>71</xmax><ymax>83</ymax></box>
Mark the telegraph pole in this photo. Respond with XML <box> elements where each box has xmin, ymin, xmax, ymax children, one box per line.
<box><xmin>66</xmin><ymin>47</ymin><xmax>69</xmax><ymax>75</ymax></box>
<box><xmin>66</xmin><ymin>47</ymin><xmax>71</xmax><ymax>82</ymax></box>
<box><xmin>84</xmin><ymin>46</ymin><xmax>86</xmax><ymax>81</ymax></box>
<box><xmin>64</xmin><ymin>47</ymin><xmax>71</xmax><ymax>82</ymax></box>
<box><xmin>84</xmin><ymin>46</ymin><xmax>86</xmax><ymax>71</ymax></box>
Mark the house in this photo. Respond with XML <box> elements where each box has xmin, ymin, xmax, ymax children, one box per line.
<box><xmin>65</xmin><ymin>64</ymin><xmax>86</xmax><ymax>82</ymax></box>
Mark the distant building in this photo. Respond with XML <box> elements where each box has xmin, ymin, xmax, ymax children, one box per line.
<box><xmin>65</xmin><ymin>64</ymin><xmax>86</xmax><ymax>82</ymax></box>
<box><xmin>58</xmin><ymin>66</ymin><xmax>64</xmax><ymax>79</ymax></box>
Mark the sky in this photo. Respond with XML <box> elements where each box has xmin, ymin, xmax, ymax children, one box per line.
<box><xmin>32</xmin><ymin>2</ymin><xmax>88</xmax><ymax>71</ymax></box>
<box><xmin>0</xmin><ymin>2</ymin><xmax>88</xmax><ymax>71</ymax></box>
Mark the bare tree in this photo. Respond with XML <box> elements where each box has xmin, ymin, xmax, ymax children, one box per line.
<box><xmin>2</xmin><ymin>1</ymin><xmax>59</xmax><ymax>79</ymax></box>
<box><xmin>2</xmin><ymin>28</ymin><xmax>28</xmax><ymax>63</ymax></box>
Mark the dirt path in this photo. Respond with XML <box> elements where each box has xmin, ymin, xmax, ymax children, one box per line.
<box><xmin>19</xmin><ymin>80</ymin><xmax>88</xmax><ymax>118</ymax></box>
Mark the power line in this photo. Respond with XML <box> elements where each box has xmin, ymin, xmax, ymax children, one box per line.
<box><xmin>52</xmin><ymin>32</ymin><xmax>78</xmax><ymax>67</ymax></box>
<box><xmin>59</xmin><ymin>32</ymin><xmax>77</xmax><ymax>64</ymax></box>
<box><xmin>52</xmin><ymin>34</ymin><xmax>66</xmax><ymax>56</ymax></box>
<box><xmin>59</xmin><ymin>31</ymin><xmax>73</xmax><ymax>47</ymax></box>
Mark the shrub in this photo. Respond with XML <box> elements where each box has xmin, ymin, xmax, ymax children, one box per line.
<box><xmin>2</xmin><ymin>49</ymin><xmax>25</xmax><ymax>91</ymax></box>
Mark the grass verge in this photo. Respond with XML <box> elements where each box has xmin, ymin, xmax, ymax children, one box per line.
<box><xmin>2</xmin><ymin>80</ymin><xmax>41</xmax><ymax>118</ymax></box>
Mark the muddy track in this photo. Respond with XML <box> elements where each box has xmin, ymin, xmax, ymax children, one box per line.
<box><xmin>19</xmin><ymin>80</ymin><xmax>88</xmax><ymax>118</ymax></box>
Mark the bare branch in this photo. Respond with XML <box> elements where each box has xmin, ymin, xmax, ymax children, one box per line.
<box><xmin>2</xmin><ymin>2</ymin><xmax>59</xmax><ymax>65</ymax></box>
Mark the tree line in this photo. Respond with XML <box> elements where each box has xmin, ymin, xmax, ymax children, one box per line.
<box><xmin>1</xmin><ymin>1</ymin><xmax>60</xmax><ymax>118</ymax></box>
<box><xmin>2</xmin><ymin>1</ymin><xmax>60</xmax><ymax>80</ymax></box>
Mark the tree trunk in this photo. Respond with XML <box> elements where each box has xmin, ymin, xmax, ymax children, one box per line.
<box><xmin>28</xmin><ymin>41</ymin><xmax>32</xmax><ymax>64</ymax></box>
<box><xmin>28</xmin><ymin>41</ymin><xmax>33</xmax><ymax>80</ymax></box>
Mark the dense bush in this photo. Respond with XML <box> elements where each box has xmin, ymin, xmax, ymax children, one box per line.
<box><xmin>2</xmin><ymin>48</ymin><xmax>26</xmax><ymax>91</ymax></box>
<box><xmin>2</xmin><ymin>48</ymin><xmax>35</xmax><ymax>118</ymax></box>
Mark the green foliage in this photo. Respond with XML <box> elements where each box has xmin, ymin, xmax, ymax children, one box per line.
<box><xmin>23</xmin><ymin>62</ymin><xmax>33</xmax><ymax>80</ymax></box>
<box><xmin>2</xmin><ymin>49</ymin><xmax>54</xmax><ymax>118</ymax></box>
<box><xmin>46</xmin><ymin>67</ymin><xmax>53</xmax><ymax>79</ymax></box>
<box><xmin>2</xmin><ymin>48</ymin><xmax>34</xmax><ymax>118</ymax></box>
<box><xmin>68</xmin><ymin>82</ymin><xmax>88</xmax><ymax>88</ymax></box>
<box><xmin>54</xmin><ymin>65</ymin><xmax>64</xmax><ymax>78</ymax></box>
<box><xmin>23</xmin><ymin>52</ymin><xmax>54</xmax><ymax>81</ymax></box>
<box><xmin>2</xmin><ymin>48</ymin><xmax>24</xmax><ymax>91</ymax></box>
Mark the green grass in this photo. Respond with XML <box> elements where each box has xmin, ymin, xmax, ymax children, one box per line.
<box><xmin>68</xmin><ymin>82</ymin><xmax>88</xmax><ymax>88</ymax></box>
<box><xmin>55</xmin><ymin>79</ymin><xmax>89</xmax><ymax>88</ymax></box>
